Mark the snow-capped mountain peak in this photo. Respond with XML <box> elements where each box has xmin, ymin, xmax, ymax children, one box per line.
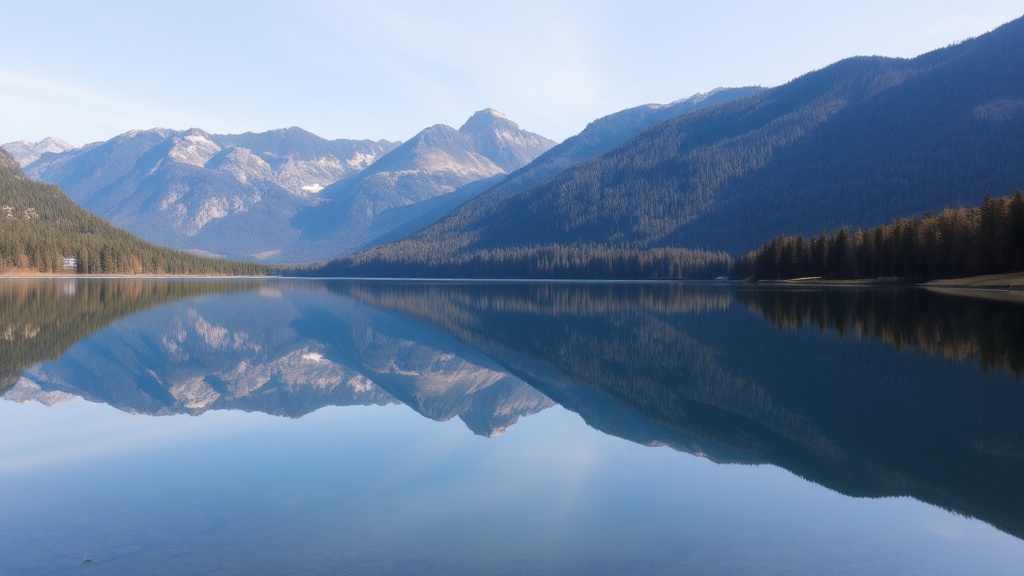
<box><xmin>0</xmin><ymin>137</ymin><xmax>75</xmax><ymax>167</ymax></box>
<box><xmin>168</xmin><ymin>129</ymin><xmax>221</xmax><ymax>167</ymax></box>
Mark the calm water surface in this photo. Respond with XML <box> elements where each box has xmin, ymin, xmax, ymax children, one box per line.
<box><xmin>1</xmin><ymin>278</ymin><xmax>1023</xmax><ymax>575</ymax></box>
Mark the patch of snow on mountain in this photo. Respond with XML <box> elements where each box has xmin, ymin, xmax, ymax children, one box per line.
<box><xmin>191</xmin><ymin>311</ymin><xmax>230</xmax><ymax>348</ymax></box>
<box><xmin>221</xmin><ymin>360</ymin><xmax>269</xmax><ymax>397</ymax></box>
<box><xmin>345</xmin><ymin>151</ymin><xmax>378</xmax><ymax>169</ymax></box>
<box><xmin>161</xmin><ymin>325</ymin><xmax>189</xmax><ymax>360</ymax></box>
<box><xmin>214</xmin><ymin>148</ymin><xmax>273</xmax><ymax>184</ymax></box>
<box><xmin>274</xmin><ymin>156</ymin><xmax>349</xmax><ymax>196</ymax></box>
<box><xmin>414</xmin><ymin>148</ymin><xmax>504</xmax><ymax>177</ymax></box>
<box><xmin>219</xmin><ymin>349</ymin><xmax>369</xmax><ymax>397</ymax></box>
<box><xmin>186</xmin><ymin>197</ymin><xmax>230</xmax><ymax>235</ymax></box>
<box><xmin>187</xmin><ymin>310</ymin><xmax>260</xmax><ymax>352</ymax></box>
<box><xmin>0</xmin><ymin>137</ymin><xmax>75</xmax><ymax>167</ymax></box>
<box><xmin>415</xmin><ymin>355</ymin><xmax>508</xmax><ymax>395</ymax></box>
<box><xmin>169</xmin><ymin>376</ymin><xmax>221</xmax><ymax>411</ymax></box>
<box><xmin>275</xmin><ymin>350</ymin><xmax>349</xmax><ymax>389</ymax></box>
<box><xmin>347</xmin><ymin>373</ymin><xmax>376</xmax><ymax>393</ymax></box>
<box><xmin>159</xmin><ymin>184</ymin><xmax>184</xmax><ymax>211</ymax></box>
<box><xmin>168</xmin><ymin>131</ymin><xmax>221</xmax><ymax>167</ymax></box>
<box><xmin>378</xmin><ymin>344</ymin><xmax>506</xmax><ymax>395</ymax></box>
<box><xmin>4</xmin><ymin>378</ymin><xmax>76</xmax><ymax>406</ymax></box>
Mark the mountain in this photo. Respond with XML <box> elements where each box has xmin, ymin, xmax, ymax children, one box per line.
<box><xmin>22</xmin><ymin>111</ymin><xmax>555</xmax><ymax>264</ymax></box>
<box><xmin>23</xmin><ymin>127</ymin><xmax>398</xmax><ymax>262</ymax></box>
<box><xmin>210</xmin><ymin>127</ymin><xmax>390</xmax><ymax>196</ymax></box>
<box><xmin>342</xmin><ymin>88</ymin><xmax>761</xmax><ymax>265</ymax></box>
<box><xmin>0</xmin><ymin>149</ymin><xmax>264</xmax><ymax>275</ymax></box>
<box><xmin>1</xmin><ymin>137</ymin><xmax>74</xmax><ymax>166</ymax></box>
<box><xmin>343</xmin><ymin>16</ymin><xmax>1024</xmax><ymax>267</ymax></box>
<box><xmin>458</xmin><ymin>108</ymin><xmax>556</xmax><ymax>171</ymax></box>
<box><xmin>292</xmin><ymin>109</ymin><xmax>556</xmax><ymax>258</ymax></box>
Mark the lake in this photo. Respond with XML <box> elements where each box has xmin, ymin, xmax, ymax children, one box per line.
<box><xmin>1</xmin><ymin>278</ymin><xmax>1023</xmax><ymax>575</ymax></box>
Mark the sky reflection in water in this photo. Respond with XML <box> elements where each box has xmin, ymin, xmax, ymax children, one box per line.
<box><xmin>3</xmin><ymin>399</ymin><xmax>1021</xmax><ymax>576</ymax></box>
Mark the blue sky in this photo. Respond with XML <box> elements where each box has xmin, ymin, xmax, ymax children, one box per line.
<box><xmin>3</xmin><ymin>1</ymin><xmax>1023</xmax><ymax>146</ymax></box>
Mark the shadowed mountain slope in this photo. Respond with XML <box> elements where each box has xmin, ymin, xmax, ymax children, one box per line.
<box><xmin>344</xmin><ymin>16</ymin><xmax>1024</xmax><ymax>268</ymax></box>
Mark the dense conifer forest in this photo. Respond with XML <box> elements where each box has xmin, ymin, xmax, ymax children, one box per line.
<box><xmin>0</xmin><ymin>151</ymin><xmax>266</xmax><ymax>275</ymax></box>
<box><xmin>310</xmin><ymin>244</ymin><xmax>732</xmax><ymax>280</ymax></box>
<box><xmin>732</xmin><ymin>192</ymin><xmax>1024</xmax><ymax>281</ymax></box>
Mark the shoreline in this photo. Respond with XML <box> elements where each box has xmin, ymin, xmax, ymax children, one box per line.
<box><xmin>3</xmin><ymin>270</ymin><xmax>1023</xmax><ymax>292</ymax></box>
<box><xmin>745</xmin><ymin>272</ymin><xmax>1024</xmax><ymax>301</ymax></box>
<box><xmin>0</xmin><ymin>273</ymin><xmax>269</xmax><ymax>279</ymax></box>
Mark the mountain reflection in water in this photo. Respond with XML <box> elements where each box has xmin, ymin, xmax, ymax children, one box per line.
<box><xmin>3</xmin><ymin>278</ymin><xmax>1023</xmax><ymax>541</ymax></box>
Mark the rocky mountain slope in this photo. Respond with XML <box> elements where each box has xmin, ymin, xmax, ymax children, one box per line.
<box><xmin>1</xmin><ymin>137</ymin><xmax>74</xmax><ymax>166</ymax></box>
<box><xmin>292</xmin><ymin>109</ymin><xmax>556</xmax><ymax>257</ymax></box>
<box><xmin>21</xmin><ymin>127</ymin><xmax>398</xmax><ymax>262</ymax></box>
<box><xmin>21</xmin><ymin>110</ymin><xmax>555</xmax><ymax>263</ymax></box>
<box><xmin>353</xmin><ymin>87</ymin><xmax>761</xmax><ymax>263</ymax></box>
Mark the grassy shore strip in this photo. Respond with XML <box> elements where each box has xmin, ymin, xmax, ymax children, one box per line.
<box><xmin>924</xmin><ymin>271</ymin><xmax>1024</xmax><ymax>288</ymax></box>
<box><xmin>0</xmin><ymin>269</ymin><xmax>269</xmax><ymax>279</ymax></box>
<box><xmin>755</xmin><ymin>276</ymin><xmax>907</xmax><ymax>286</ymax></box>
<box><xmin>921</xmin><ymin>272</ymin><xmax>1024</xmax><ymax>302</ymax></box>
<box><xmin>753</xmin><ymin>271</ymin><xmax>1024</xmax><ymax>291</ymax></box>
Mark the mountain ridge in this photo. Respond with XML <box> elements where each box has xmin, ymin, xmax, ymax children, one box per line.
<box><xmin>289</xmin><ymin>109</ymin><xmax>556</xmax><ymax>257</ymax></box>
<box><xmin>1</xmin><ymin>137</ymin><xmax>75</xmax><ymax>167</ymax></box>
<box><xmin>331</xmin><ymin>15</ymin><xmax>1024</xmax><ymax>274</ymax></box>
<box><xmin>20</xmin><ymin>127</ymin><xmax>400</xmax><ymax>262</ymax></box>
<box><xmin>20</xmin><ymin>110</ymin><xmax>555</xmax><ymax>263</ymax></box>
<box><xmin>349</xmin><ymin>87</ymin><xmax>763</xmax><ymax>265</ymax></box>
<box><xmin>0</xmin><ymin>149</ymin><xmax>264</xmax><ymax>275</ymax></box>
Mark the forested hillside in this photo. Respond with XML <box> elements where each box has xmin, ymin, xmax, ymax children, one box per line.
<box><xmin>732</xmin><ymin>192</ymin><xmax>1024</xmax><ymax>281</ymax></box>
<box><xmin>339</xmin><ymin>15</ymin><xmax>1024</xmax><ymax>270</ymax></box>
<box><xmin>0</xmin><ymin>150</ymin><xmax>265</xmax><ymax>275</ymax></box>
<box><xmin>371</xmin><ymin>87</ymin><xmax>762</xmax><ymax>258</ymax></box>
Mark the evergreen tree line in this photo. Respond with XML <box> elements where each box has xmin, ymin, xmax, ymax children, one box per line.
<box><xmin>0</xmin><ymin>156</ymin><xmax>266</xmax><ymax>276</ymax></box>
<box><xmin>732</xmin><ymin>192</ymin><xmax>1024</xmax><ymax>281</ymax></box>
<box><xmin>311</xmin><ymin>244</ymin><xmax>733</xmax><ymax>280</ymax></box>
